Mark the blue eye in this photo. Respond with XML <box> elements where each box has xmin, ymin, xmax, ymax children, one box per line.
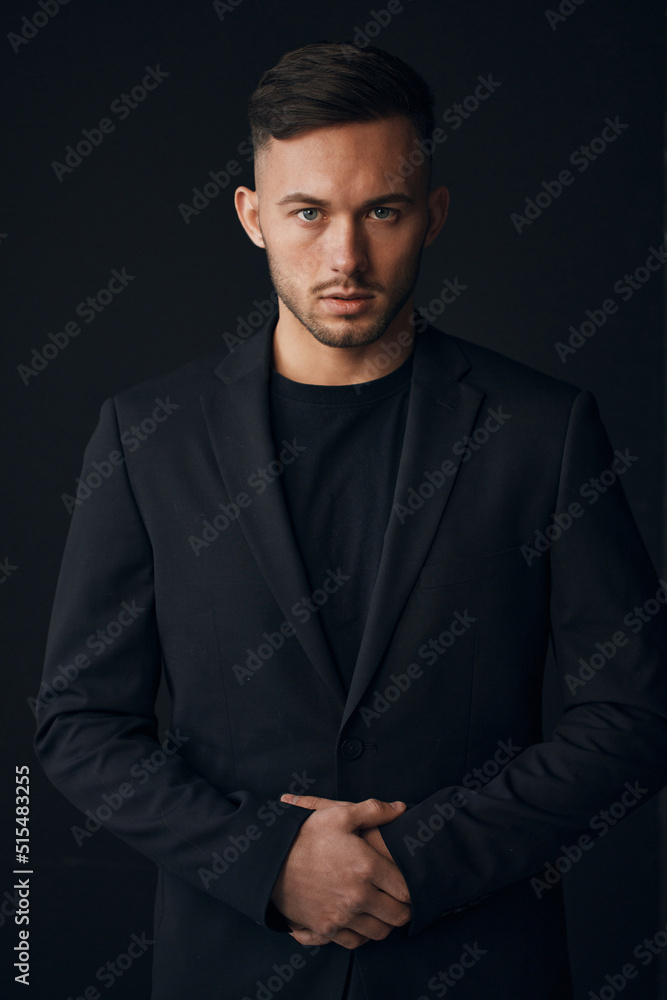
<box><xmin>371</xmin><ymin>207</ymin><xmax>395</xmax><ymax>220</ymax></box>
<box><xmin>297</xmin><ymin>208</ymin><xmax>320</xmax><ymax>221</ymax></box>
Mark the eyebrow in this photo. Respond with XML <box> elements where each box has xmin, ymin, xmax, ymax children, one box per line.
<box><xmin>275</xmin><ymin>191</ymin><xmax>416</xmax><ymax>209</ymax></box>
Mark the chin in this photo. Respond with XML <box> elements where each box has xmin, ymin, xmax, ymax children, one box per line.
<box><xmin>311</xmin><ymin>325</ymin><xmax>389</xmax><ymax>350</ymax></box>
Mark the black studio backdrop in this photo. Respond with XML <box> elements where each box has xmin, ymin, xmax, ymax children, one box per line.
<box><xmin>1</xmin><ymin>1</ymin><xmax>665</xmax><ymax>997</ymax></box>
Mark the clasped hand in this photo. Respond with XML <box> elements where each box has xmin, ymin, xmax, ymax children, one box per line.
<box><xmin>270</xmin><ymin>794</ymin><xmax>412</xmax><ymax>950</ymax></box>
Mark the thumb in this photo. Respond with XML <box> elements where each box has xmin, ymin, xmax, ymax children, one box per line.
<box><xmin>348</xmin><ymin>797</ymin><xmax>407</xmax><ymax>830</ymax></box>
<box><xmin>279</xmin><ymin>794</ymin><xmax>350</xmax><ymax>810</ymax></box>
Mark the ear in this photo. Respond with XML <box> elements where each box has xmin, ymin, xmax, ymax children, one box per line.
<box><xmin>423</xmin><ymin>185</ymin><xmax>450</xmax><ymax>248</ymax></box>
<box><xmin>234</xmin><ymin>186</ymin><xmax>265</xmax><ymax>248</ymax></box>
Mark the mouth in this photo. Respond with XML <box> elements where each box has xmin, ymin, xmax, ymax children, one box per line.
<box><xmin>319</xmin><ymin>292</ymin><xmax>376</xmax><ymax>315</ymax></box>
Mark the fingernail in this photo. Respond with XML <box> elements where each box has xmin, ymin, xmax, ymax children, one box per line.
<box><xmin>281</xmin><ymin>793</ymin><xmax>298</xmax><ymax>804</ymax></box>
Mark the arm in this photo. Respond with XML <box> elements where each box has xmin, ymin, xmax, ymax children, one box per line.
<box><xmin>35</xmin><ymin>397</ymin><xmax>411</xmax><ymax>939</ymax></box>
<box><xmin>286</xmin><ymin>392</ymin><xmax>667</xmax><ymax>936</ymax></box>
<box><xmin>34</xmin><ymin>397</ymin><xmax>312</xmax><ymax>929</ymax></box>
<box><xmin>380</xmin><ymin>390</ymin><xmax>667</xmax><ymax>933</ymax></box>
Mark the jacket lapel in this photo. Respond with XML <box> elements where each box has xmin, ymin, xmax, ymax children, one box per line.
<box><xmin>341</xmin><ymin>326</ymin><xmax>485</xmax><ymax>727</ymax></box>
<box><xmin>200</xmin><ymin>315</ymin><xmax>485</xmax><ymax>721</ymax></box>
<box><xmin>199</xmin><ymin>315</ymin><xmax>346</xmax><ymax>707</ymax></box>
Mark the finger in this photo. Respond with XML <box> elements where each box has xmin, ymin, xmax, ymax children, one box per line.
<box><xmin>289</xmin><ymin>922</ymin><xmax>370</xmax><ymax>950</ymax></box>
<box><xmin>359</xmin><ymin>826</ymin><xmax>392</xmax><ymax>861</ymax></box>
<box><xmin>360</xmin><ymin>885</ymin><xmax>412</xmax><ymax>937</ymax></box>
<box><xmin>289</xmin><ymin>927</ymin><xmax>331</xmax><ymax>947</ymax></box>
<box><xmin>346</xmin><ymin>797</ymin><xmax>407</xmax><ymax>831</ymax></box>
<box><xmin>336</xmin><ymin>909</ymin><xmax>407</xmax><ymax>943</ymax></box>
<box><xmin>326</xmin><ymin>928</ymin><xmax>371</xmax><ymax>950</ymax></box>
<box><xmin>359</xmin><ymin>850</ymin><xmax>412</xmax><ymax>907</ymax></box>
<box><xmin>279</xmin><ymin>793</ymin><xmax>350</xmax><ymax>809</ymax></box>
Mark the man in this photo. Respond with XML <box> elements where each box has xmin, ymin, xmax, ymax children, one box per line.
<box><xmin>35</xmin><ymin>42</ymin><xmax>667</xmax><ymax>999</ymax></box>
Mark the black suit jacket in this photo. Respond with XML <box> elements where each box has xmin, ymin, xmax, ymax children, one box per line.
<box><xmin>35</xmin><ymin>315</ymin><xmax>667</xmax><ymax>999</ymax></box>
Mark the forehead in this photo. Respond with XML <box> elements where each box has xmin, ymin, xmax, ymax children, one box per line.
<box><xmin>256</xmin><ymin>116</ymin><xmax>426</xmax><ymax>200</ymax></box>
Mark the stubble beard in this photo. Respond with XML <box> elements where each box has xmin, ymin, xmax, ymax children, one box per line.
<box><xmin>264</xmin><ymin>242</ymin><xmax>423</xmax><ymax>349</ymax></box>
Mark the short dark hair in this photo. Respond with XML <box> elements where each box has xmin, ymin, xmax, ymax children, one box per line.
<box><xmin>248</xmin><ymin>41</ymin><xmax>435</xmax><ymax>167</ymax></box>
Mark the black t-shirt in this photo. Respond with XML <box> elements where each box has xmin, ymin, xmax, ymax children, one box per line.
<box><xmin>268</xmin><ymin>351</ymin><xmax>413</xmax><ymax>692</ymax></box>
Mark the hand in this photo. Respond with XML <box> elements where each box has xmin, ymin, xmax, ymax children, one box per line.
<box><xmin>281</xmin><ymin>793</ymin><xmax>396</xmax><ymax>861</ymax></box>
<box><xmin>271</xmin><ymin>795</ymin><xmax>411</xmax><ymax>950</ymax></box>
<box><xmin>281</xmin><ymin>794</ymin><xmax>400</xmax><ymax>948</ymax></box>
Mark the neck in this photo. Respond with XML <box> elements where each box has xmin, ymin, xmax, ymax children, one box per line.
<box><xmin>271</xmin><ymin>300</ymin><xmax>417</xmax><ymax>385</ymax></box>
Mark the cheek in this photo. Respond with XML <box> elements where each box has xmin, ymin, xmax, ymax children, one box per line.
<box><xmin>371</xmin><ymin>220</ymin><xmax>425</xmax><ymax>258</ymax></box>
<box><xmin>377</xmin><ymin>238</ymin><xmax>422</xmax><ymax>277</ymax></box>
<box><xmin>273</xmin><ymin>225</ymin><xmax>319</xmax><ymax>260</ymax></box>
<box><xmin>267</xmin><ymin>231</ymin><xmax>314</xmax><ymax>275</ymax></box>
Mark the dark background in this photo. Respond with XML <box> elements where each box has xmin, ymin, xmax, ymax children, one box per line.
<box><xmin>1</xmin><ymin>0</ymin><xmax>664</xmax><ymax>996</ymax></box>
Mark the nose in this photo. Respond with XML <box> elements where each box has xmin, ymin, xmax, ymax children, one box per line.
<box><xmin>325</xmin><ymin>217</ymin><xmax>369</xmax><ymax>277</ymax></box>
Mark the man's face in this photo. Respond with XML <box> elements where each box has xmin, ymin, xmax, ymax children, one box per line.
<box><xmin>236</xmin><ymin>116</ymin><xmax>447</xmax><ymax>350</ymax></box>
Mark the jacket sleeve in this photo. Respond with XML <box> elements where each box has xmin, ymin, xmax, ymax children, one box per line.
<box><xmin>381</xmin><ymin>389</ymin><xmax>667</xmax><ymax>934</ymax></box>
<box><xmin>34</xmin><ymin>397</ymin><xmax>311</xmax><ymax>929</ymax></box>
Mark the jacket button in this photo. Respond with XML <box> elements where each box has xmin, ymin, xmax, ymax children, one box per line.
<box><xmin>340</xmin><ymin>738</ymin><xmax>364</xmax><ymax>760</ymax></box>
